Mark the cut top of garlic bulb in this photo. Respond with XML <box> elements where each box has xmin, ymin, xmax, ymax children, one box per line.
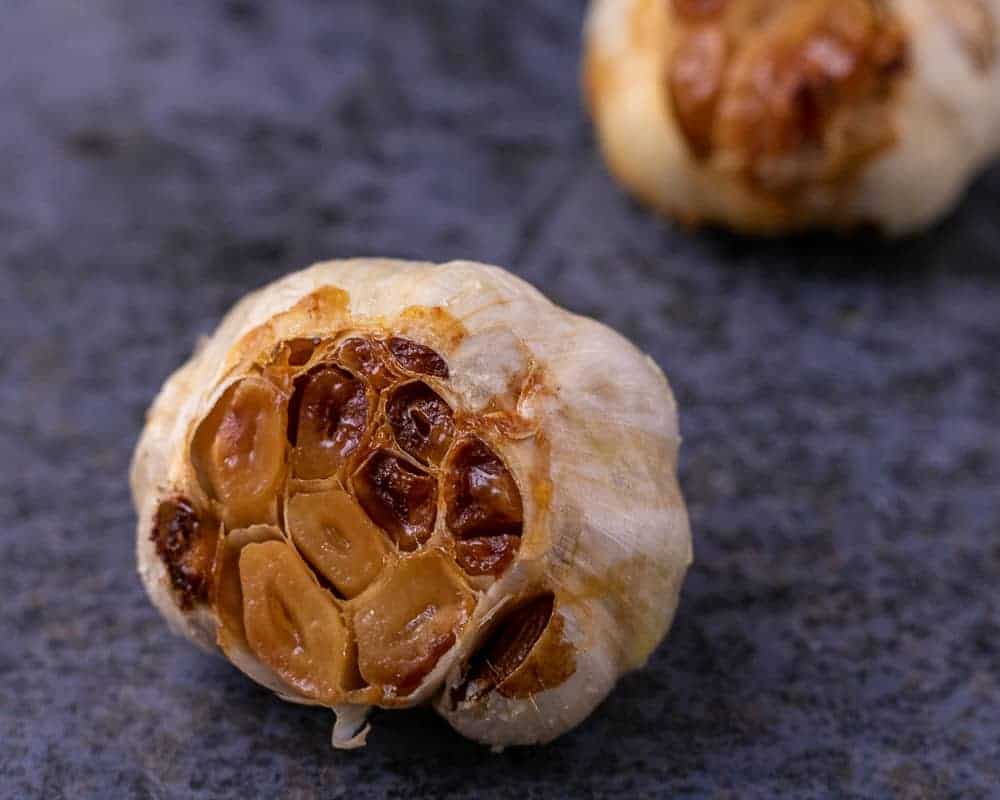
<box><xmin>584</xmin><ymin>0</ymin><xmax>1000</xmax><ymax>234</ymax></box>
<box><xmin>132</xmin><ymin>258</ymin><xmax>692</xmax><ymax>747</ymax></box>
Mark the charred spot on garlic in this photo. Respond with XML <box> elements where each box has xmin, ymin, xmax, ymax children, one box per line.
<box><xmin>151</xmin><ymin>497</ymin><xmax>217</xmax><ymax>609</ymax></box>
<box><xmin>133</xmin><ymin>259</ymin><xmax>691</xmax><ymax>748</ymax></box>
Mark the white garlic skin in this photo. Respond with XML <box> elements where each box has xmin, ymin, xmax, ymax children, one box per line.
<box><xmin>131</xmin><ymin>258</ymin><xmax>692</xmax><ymax>747</ymax></box>
<box><xmin>584</xmin><ymin>0</ymin><xmax>1000</xmax><ymax>235</ymax></box>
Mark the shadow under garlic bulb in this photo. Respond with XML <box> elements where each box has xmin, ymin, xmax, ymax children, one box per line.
<box><xmin>584</xmin><ymin>0</ymin><xmax>1000</xmax><ymax>234</ymax></box>
<box><xmin>131</xmin><ymin>259</ymin><xmax>692</xmax><ymax>748</ymax></box>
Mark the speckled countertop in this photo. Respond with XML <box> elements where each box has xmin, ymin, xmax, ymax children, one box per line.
<box><xmin>2</xmin><ymin>1</ymin><xmax>999</xmax><ymax>798</ymax></box>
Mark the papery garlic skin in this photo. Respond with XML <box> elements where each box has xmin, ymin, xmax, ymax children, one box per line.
<box><xmin>131</xmin><ymin>259</ymin><xmax>692</xmax><ymax>747</ymax></box>
<box><xmin>584</xmin><ymin>0</ymin><xmax>1000</xmax><ymax>235</ymax></box>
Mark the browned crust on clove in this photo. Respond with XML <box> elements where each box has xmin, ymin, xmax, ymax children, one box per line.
<box><xmin>151</xmin><ymin>497</ymin><xmax>218</xmax><ymax>609</ymax></box>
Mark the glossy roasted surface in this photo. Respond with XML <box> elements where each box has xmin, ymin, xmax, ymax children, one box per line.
<box><xmin>2</xmin><ymin>0</ymin><xmax>999</xmax><ymax>796</ymax></box>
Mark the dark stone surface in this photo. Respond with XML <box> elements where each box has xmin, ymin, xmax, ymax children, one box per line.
<box><xmin>2</xmin><ymin>1</ymin><xmax>999</xmax><ymax>797</ymax></box>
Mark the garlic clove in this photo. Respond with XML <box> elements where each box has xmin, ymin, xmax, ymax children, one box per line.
<box><xmin>190</xmin><ymin>377</ymin><xmax>287</xmax><ymax>529</ymax></box>
<box><xmin>212</xmin><ymin>524</ymin><xmax>293</xmax><ymax>695</ymax></box>
<box><xmin>151</xmin><ymin>497</ymin><xmax>219</xmax><ymax>610</ymax></box>
<box><xmin>351</xmin><ymin>550</ymin><xmax>475</xmax><ymax>698</ymax></box>
<box><xmin>285</xmin><ymin>489</ymin><xmax>392</xmax><ymax>599</ymax></box>
<box><xmin>436</xmin><ymin>594</ymin><xmax>619</xmax><ymax>747</ymax></box>
<box><xmin>334</xmin><ymin>336</ymin><xmax>396</xmax><ymax>391</ymax></box>
<box><xmin>289</xmin><ymin>365</ymin><xmax>371</xmax><ymax>480</ymax></box>
<box><xmin>351</xmin><ymin>449</ymin><xmax>438</xmax><ymax>552</ymax></box>
<box><xmin>450</xmin><ymin>592</ymin><xmax>559</xmax><ymax>703</ymax></box>
<box><xmin>444</xmin><ymin>437</ymin><xmax>523</xmax><ymax>541</ymax></box>
<box><xmin>240</xmin><ymin>540</ymin><xmax>357</xmax><ymax>702</ymax></box>
<box><xmin>453</xmin><ymin>534</ymin><xmax>521</xmax><ymax>578</ymax></box>
<box><xmin>385</xmin><ymin>381</ymin><xmax>455</xmax><ymax>466</ymax></box>
<box><xmin>387</xmin><ymin>336</ymin><xmax>450</xmax><ymax>378</ymax></box>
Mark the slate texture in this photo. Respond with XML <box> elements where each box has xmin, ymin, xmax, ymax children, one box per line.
<box><xmin>2</xmin><ymin>1</ymin><xmax>999</xmax><ymax>798</ymax></box>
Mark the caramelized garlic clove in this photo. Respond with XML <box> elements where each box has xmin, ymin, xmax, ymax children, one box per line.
<box><xmin>437</xmin><ymin>593</ymin><xmax>608</xmax><ymax>748</ymax></box>
<box><xmin>483</xmin><ymin>595</ymin><xmax>576</xmax><ymax>700</ymax></box>
<box><xmin>213</xmin><ymin>524</ymin><xmax>285</xmax><ymax>654</ymax></box>
<box><xmin>289</xmin><ymin>365</ymin><xmax>370</xmax><ymax>480</ymax></box>
<box><xmin>282</xmin><ymin>337</ymin><xmax>320</xmax><ymax>367</ymax></box>
<box><xmin>453</xmin><ymin>534</ymin><xmax>520</xmax><ymax>577</ymax></box>
<box><xmin>240</xmin><ymin>540</ymin><xmax>356</xmax><ymax>702</ymax></box>
<box><xmin>335</xmin><ymin>336</ymin><xmax>396</xmax><ymax>390</ymax></box>
<box><xmin>191</xmin><ymin>377</ymin><xmax>287</xmax><ymax>528</ymax></box>
<box><xmin>386</xmin><ymin>381</ymin><xmax>455</xmax><ymax>465</ymax></box>
<box><xmin>286</xmin><ymin>489</ymin><xmax>391</xmax><ymax>599</ymax></box>
<box><xmin>211</xmin><ymin>524</ymin><xmax>298</xmax><ymax>696</ymax></box>
<box><xmin>352</xmin><ymin>550</ymin><xmax>474</xmax><ymax>696</ymax></box>
<box><xmin>445</xmin><ymin>438</ymin><xmax>523</xmax><ymax>539</ymax></box>
<box><xmin>387</xmin><ymin>336</ymin><xmax>450</xmax><ymax>378</ymax></box>
<box><xmin>452</xmin><ymin>593</ymin><xmax>557</xmax><ymax>703</ymax></box>
<box><xmin>445</xmin><ymin>437</ymin><xmax>523</xmax><ymax>575</ymax></box>
<box><xmin>452</xmin><ymin>592</ymin><xmax>576</xmax><ymax>703</ymax></box>
<box><xmin>151</xmin><ymin>497</ymin><xmax>218</xmax><ymax>609</ymax></box>
<box><xmin>352</xmin><ymin>450</ymin><xmax>438</xmax><ymax>551</ymax></box>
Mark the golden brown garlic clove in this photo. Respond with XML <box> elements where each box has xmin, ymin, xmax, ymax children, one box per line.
<box><xmin>213</xmin><ymin>525</ymin><xmax>284</xmax><ymax>654</ymax></box>
<box><xmin>453</xmin><ymin>593</ymin><xmax>556</xmax><ymax>703</ymax></box>
<box><xmin>191</xmin><ymin>377</ymin><xmax>287</xmax><ymax>528</ymax></box>
<box><xmin>334</xmin><ymin>336</ymin><xmax>396</xmax><ymax>390</ymax></box>
<box><xmin>351</xmin><ymin>550</ymin><xmax>475</xmax><ymax>695</ymax></box>
<box><xmin>240</xmin><ymin>540</ymin><xmax>357</xmax><ymax>701</ymax></box>
<box><xmin>286</xmin><ymin>489</ymin><xmax>391</xmax><ymax>599</ymax></box>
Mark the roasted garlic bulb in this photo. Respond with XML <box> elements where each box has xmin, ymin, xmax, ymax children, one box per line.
<box><xmin>132</xmin><ymin>259</ymin><xmax>692</xmax><ymax>748</ymax></box>
<box><xmin>584</xmin><ymin>0</ymin><xmax>1000</xmax><ymax>234</ymax></box>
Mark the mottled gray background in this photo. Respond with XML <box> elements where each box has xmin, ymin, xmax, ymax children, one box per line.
<box><xmin>2</xmin><ymin>1</ymin><xmax>999</xmax><ymax>798</ymax></box>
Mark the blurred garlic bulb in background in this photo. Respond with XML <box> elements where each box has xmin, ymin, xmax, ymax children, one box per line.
<box><xmin>584</xmin><ymin>0</ymin><xmax>1000</xmax><ymax>234</ymax></box>
<box><xmin>131</xmin><ymin>259</ymin><xmax>692</xmax><ymax>748</ymax></box>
